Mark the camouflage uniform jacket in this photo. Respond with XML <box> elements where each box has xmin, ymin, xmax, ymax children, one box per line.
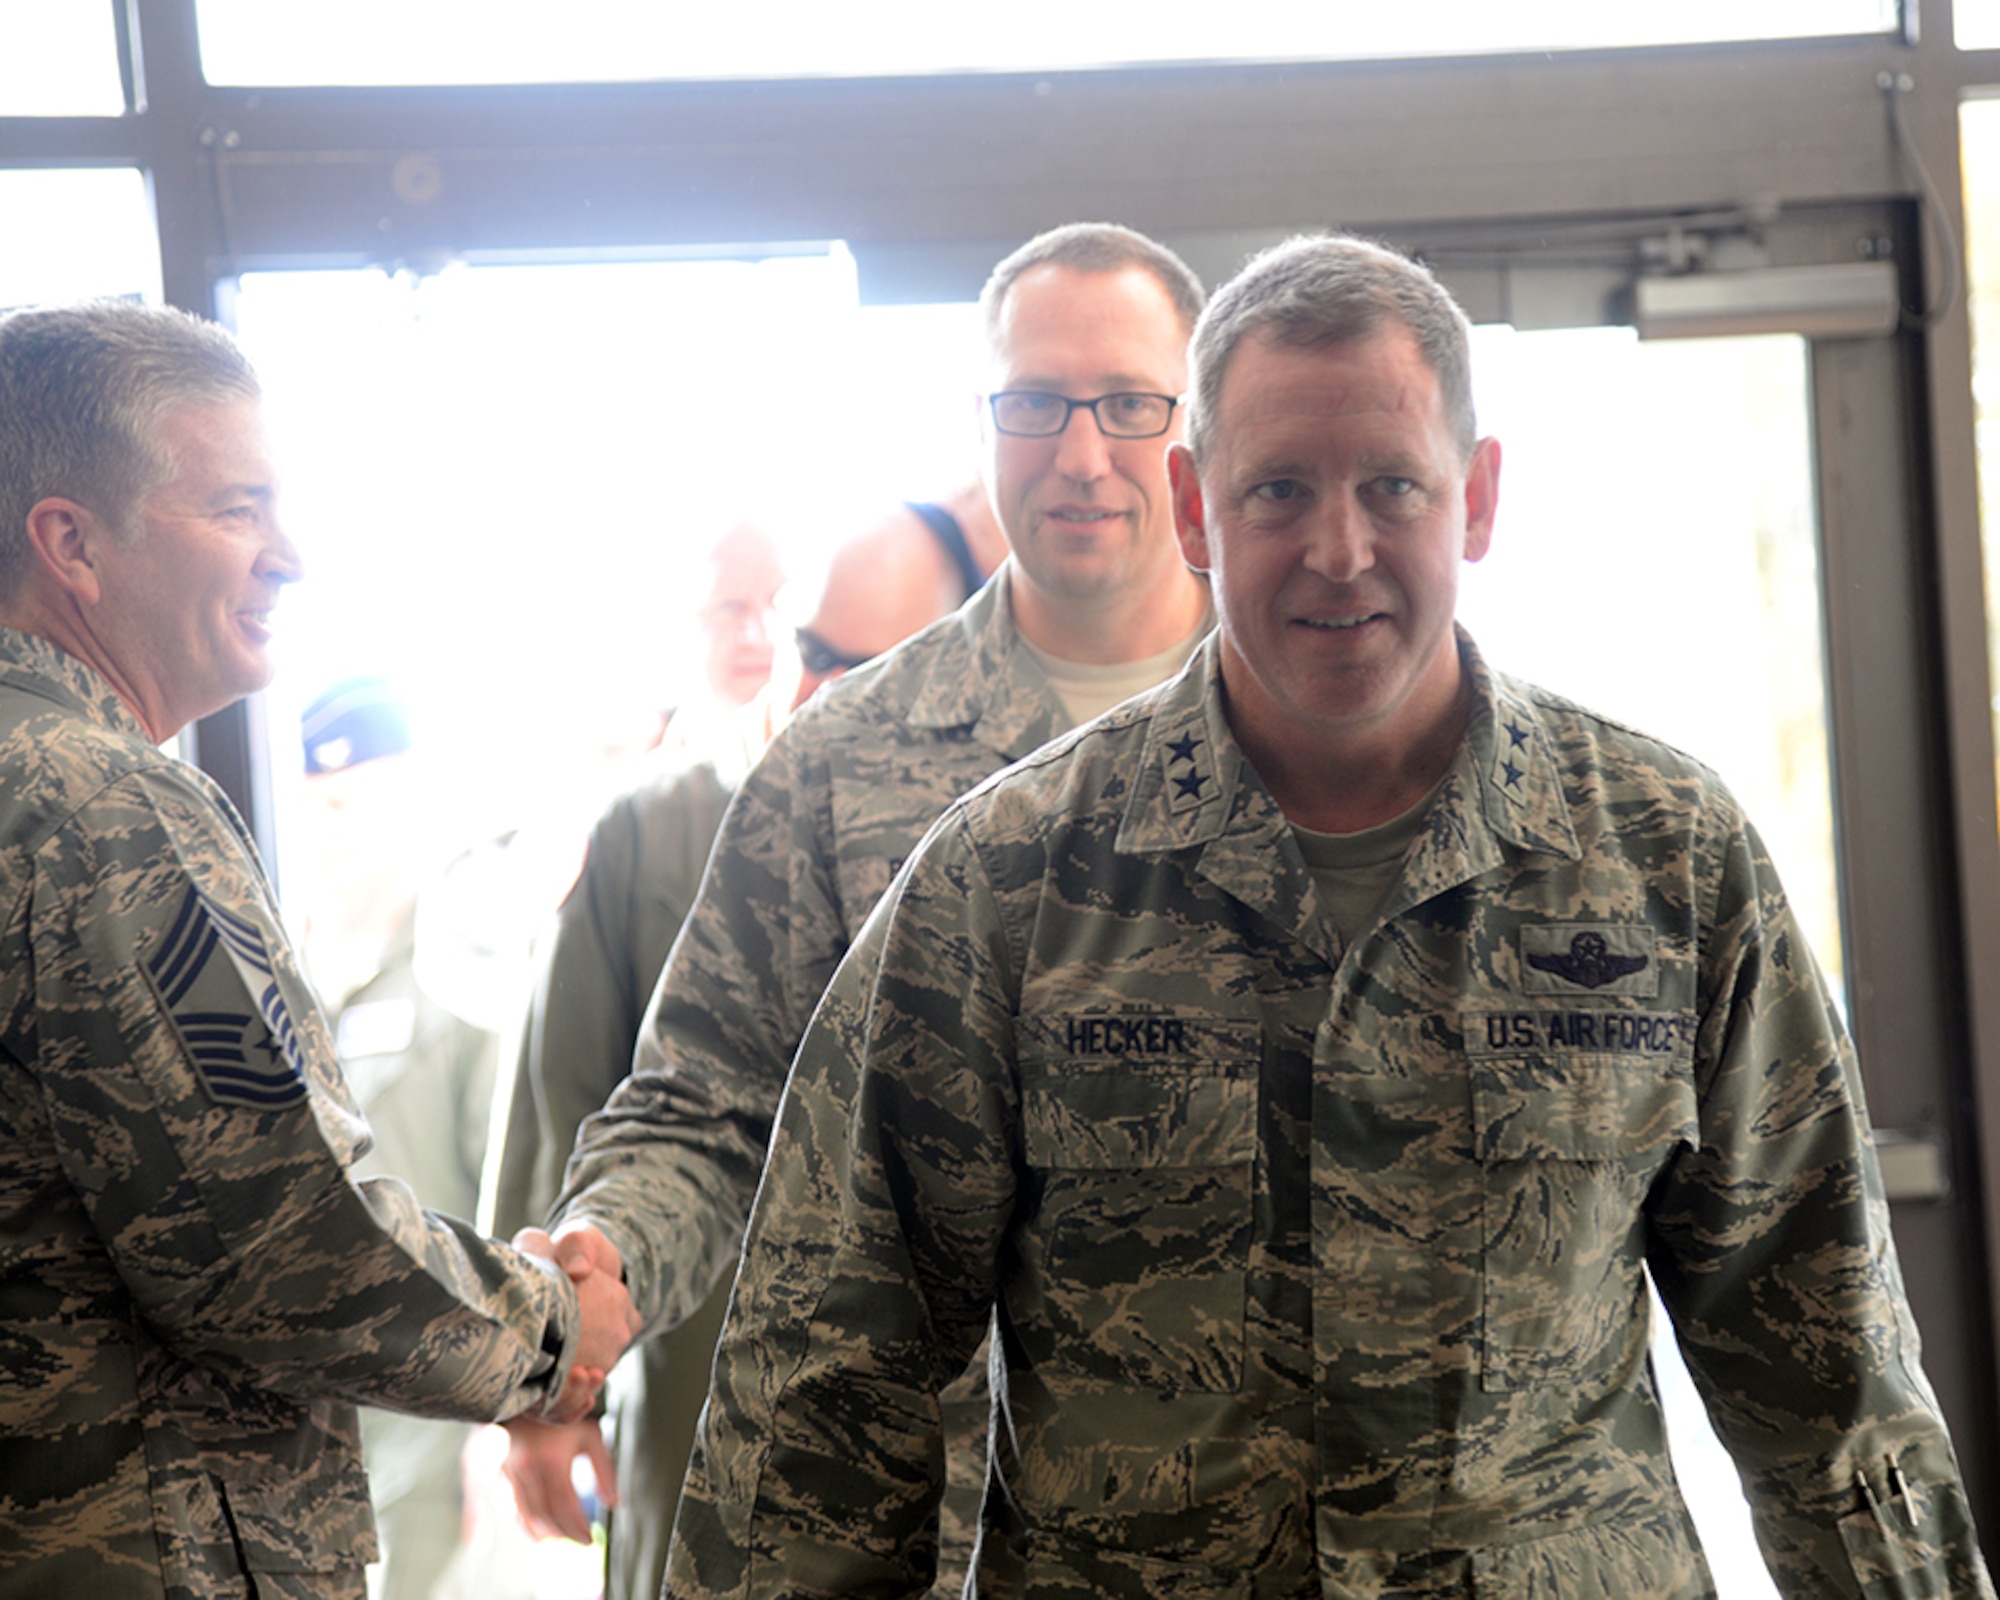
<box><xmin>668</xmin><ymin>631</ymin><xmax>1993</xmax><ymax>1600</ymax></box>
<box><xmin>553</xmin><ymin>565</ymin><xmax>1074</xmax><ymax>1335</ymax></box>
<box><xmin>0</xmin><ymin>629</ymin><xmax>584</xmax><ymax>1600</ymax></box>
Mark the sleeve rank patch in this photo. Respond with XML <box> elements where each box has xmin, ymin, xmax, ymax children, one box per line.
<box><xmin>146</xmin><ymin>884</ymin><xmax>310</xmax><ymax>1109</ymax></box>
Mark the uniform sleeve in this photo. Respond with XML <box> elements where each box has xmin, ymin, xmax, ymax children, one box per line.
<box><xmin>489</xmin><ymin>764</ymin><xmax>734</xmax><ymax>1240</ymax></box>
<box><xmin>667</xmin><ymin>810</ymin><xmax>1018</xmax><ymax>1600</ymax></box>
<box><xmin>488</xmin><ymin>791</ymin><xmax>649</xmax><ymax>1239</ymax></box>
<box><xmin>32</xmin><ymin>767</ymin><xmax>581</xmax><ymax>1424</ymax></box>
<box><xmin>550</xmin><ymin>722</ymin><xmax>856</xmax><ymax>1335</ymax></box>
<box><xmin>1646</xmin><ymin>816</ymin><xmax>1994</xmax><ymax>1600</ymax></box>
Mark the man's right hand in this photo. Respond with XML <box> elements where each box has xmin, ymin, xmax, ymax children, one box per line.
<box><xmin>502</xmin><ymin>1414</ymin><xmax>617</xmax><ymax>1545</ymax></box>
<box><xmin>513</xmin><ymin>1224</ymin><xmax>642</xmax><ymax>1422</ymax></box>
<box><xmin>552</xmin><ymin>1223</ymin><xmax>642</xmax><ymax>1374</ymax></box>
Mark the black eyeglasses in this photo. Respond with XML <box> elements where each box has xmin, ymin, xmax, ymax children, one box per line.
<box><xmin>795</xmin><ymin>626</ymin><xmax>873</xmax><ymax>678</ymax></box>
<box><xmin>986</xmin><ymin>390</ymin><xmax>1182</xmax><ymax>440</ymax></box>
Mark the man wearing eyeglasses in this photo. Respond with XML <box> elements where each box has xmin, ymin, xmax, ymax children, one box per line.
<box><xmin>507</xmin><ymin>222</ymin><xmax>1214</xmax><ymax>1593</ymax></box>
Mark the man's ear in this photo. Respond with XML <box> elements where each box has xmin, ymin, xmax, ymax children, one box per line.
<box><xmin>1168</xmin><ymin>444</ymin><xmax>1211</xmax><ymax>572</ymax></box>
<box><xmin>23</xmin><ymin>498</ymin><xmax>107</xmax><ymax>606</ymax></box>
<box><xmin>1461</xmin><ymin>437</ymin><xmax>1501</xmax><ymax>565</ymax></box>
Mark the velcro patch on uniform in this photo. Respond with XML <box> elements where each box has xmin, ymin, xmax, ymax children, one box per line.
<box><xmin>146</xmin><ymin>885</ymin><xmax>309</xmax><ymax>1109</ymax></box>
<box><xmin>1466</xmin><ymin>1008</ymin><xmax>1692</xmax><ymax>1059</ymax></box>
<box><xmin>1022</xmin><ymin>1013</ymin><xmax>1260</xmax><ymax>1064</ymax></box>
<box><xmin>1520</xmin><ymin>922</ymin><xmax>1657</xmax><ymax>997</ymax></box>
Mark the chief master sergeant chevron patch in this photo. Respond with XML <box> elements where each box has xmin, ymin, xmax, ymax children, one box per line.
<box><xmin>145</xmin><ymin>882</ymin><xmax>310</xmax><ymax>1108</ymax></box>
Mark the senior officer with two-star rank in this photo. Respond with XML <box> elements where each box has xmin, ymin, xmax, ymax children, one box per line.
<box><xmin>0</xmin><ymin>300</ymin><xmax>639</xmax><ymax>1600</ymax></box>
<box><xmin>664</xmin><ymin>234</ymin><xmax>1993</xmax><ymax>1599</ymax></box>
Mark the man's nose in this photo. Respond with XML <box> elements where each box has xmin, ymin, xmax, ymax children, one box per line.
<box><xmin>1051</xmin><ymin>403</ymin><xmax>1114</xmax><ymax>481</ymax></box>
<box><xmin>261</xmin><ymin>516</ymin><xmax>305</xmax><ymax>585</ymax></box>
<box><xmin>1302</xmin><ymin>495</ymin><xmax>1374</xmax><ymax>584</ymax></box>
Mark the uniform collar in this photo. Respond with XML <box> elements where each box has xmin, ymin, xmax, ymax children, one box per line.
<box><xmin>1453</xmin><ymin>631</ymin><xmax>1581</xmax><ymax>861</ymax></box>
<box><xmin>1114</xmin><ymin>633</ymin><xmax>1260</xmax><ymax>857</ymax></box>
<box><xmin>1115</xmin><ymin>628</ymin><xmax>1581</xmax><ymax>905</ymax></box>
<box><xmin>0</xmin><ymin>625</ymin><xmax>153</xmax><ymax>745</ymax></box>
<box><xmin>904</xmin><ymin>562</ymin><xmax>1070</xmax><ymax>762</ymax></box>
<box><xmin>1387</xmin><ymin>633</ymin><xmax>1582</xmax><ymax>923</ymax></box>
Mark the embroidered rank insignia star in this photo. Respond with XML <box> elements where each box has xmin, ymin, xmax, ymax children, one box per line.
<box><xmin>1492</xmin><ymin>713</ymin><xmax>1534</xmax><ymax>806</ymax></box>
<box><xmin>147</xmin><ymin>885</ymin><xmax>310</xmax><ymax>1109</ymax></box>
<box><xmin>1163</xmin><ymin>726</ymin><xmax>1215</xmax><ymax>814</ymax></box>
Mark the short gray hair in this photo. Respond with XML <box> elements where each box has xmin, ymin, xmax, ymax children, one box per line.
<box><xmin>978</xmin><ymin>222</ymin><xmax>1207</xmax><ymax>352</ymax></box>
<box><xmin>0</xmin><ymin>300</ymin><xmax>261</xmax><ymax>596</ymax></box>
<box><xmin>1186</xmin><ymin>234</ymin><xmax>1475</xmax><ymax>464</ymax></box>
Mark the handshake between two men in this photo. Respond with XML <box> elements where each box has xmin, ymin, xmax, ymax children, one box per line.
<box><xmin>514</xmin><ymin>1222</ymin><xmax>642</xmax><ymax>1424</ymax></box>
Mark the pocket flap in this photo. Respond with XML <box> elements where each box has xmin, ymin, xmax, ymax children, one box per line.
<box><xmin>1024</xmin><ymin>1071</ymin><xmax>1256</xmax><ymax>1168</ymax></box>
<box><xmin>1474</xmin><ymin>1059</ymin><xmax>1697</xmax><ymax>1162</ymax></box>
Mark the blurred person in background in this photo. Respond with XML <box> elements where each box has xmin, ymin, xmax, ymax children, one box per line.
<box><xmin>295</xmin><ymin>677</ymin><xmax>507</xmax><ymax>1600</ymax></box>
<box><xmin>790</xmin><ymin>483</ymin><xmax>1006</xmax><ymax>708</ymax></box>
<box><xmin>482</xmin><ymin>522</ymin><xmax>786</xmax><ymax>1600</ymax></box>
<box><xmin>487</xmin><ymin>487</ymin><xmax>1005</xmax><ymax>1599</ymax></box>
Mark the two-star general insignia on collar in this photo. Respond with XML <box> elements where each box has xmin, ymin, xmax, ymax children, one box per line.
<box><xmin>1493</xmin><ymin>708</ymin><xmax>1536</xmax><ymax>805</ymax></box>
<box><xmin>1163</xmin><ymin>728</ymin><xmax>1213</xmax><ymax>814</ymax></box>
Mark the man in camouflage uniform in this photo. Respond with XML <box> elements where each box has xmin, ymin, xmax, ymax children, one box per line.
<box><xmin>0</xmin><ymin>300</ymin><xmax>637</xmax><ymax>1600</ymax></box>
<box><xmin>534</xmin><ymin>223</ymin><xmax>1216</xmax><ymax>1582</ymax></box>
<box><xmin>664</xmin><ymin>235</ymin><xmax>1995</xmax><ymax>1599</ymax></box>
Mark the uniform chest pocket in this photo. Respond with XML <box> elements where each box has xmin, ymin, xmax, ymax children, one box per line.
<box><xmin>1017</xmin><ymin>1030</ymin><xmax>1258</xmax><ymax>1395</ymax></box>
<box><xmin>1472</xmin><ymin>1052</ymin><xmax>1697</xmax><ymax>1393</ymax></box>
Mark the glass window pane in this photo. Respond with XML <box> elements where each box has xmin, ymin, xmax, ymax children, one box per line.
<box><xmin>0</xmin><ymin>0</ymin><xmax>124</xmax><ymax>115</ymax></box>
<box><xmin>196</xmin><ymin>0</ymin><xmax>1894</xmax><ymax>88</ymax></box>
<box><xmin>1960</xmin><ymin>0</ymin><xmax>2000</xmax><ymax>49</ymax></box>
<box><xmin>237</xmin><ymin>254</ymin><xmax>844</xmax><ymax>829</ymax></box>
<box><xmin>0</xmin><ymin>169</ymin><xmax>160</xmax><ymax>308</ymax></box>
<box><xmin>1462</xmin><ymin>324</ymin><xmax>1838</xmax><ymax>996</ymax></box>
<box><xmin>847</xmin><ymin>302</ymin><xmax>984</xmax><ymax>504</ymax></box>
<box><xmin>229</xmin><ymin>252</ymin><xmax>988</xmax><ymax>952</ymax></box>
<box><xmin>1462</xmin><ymin>322</ymin><xmax>1825</xmax><ymax>1600</ymax></box>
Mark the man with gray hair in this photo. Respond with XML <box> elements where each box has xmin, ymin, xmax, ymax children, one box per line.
<box><xmin>0</xmin><ymin>300</ymin><xmax>637</xmax><ymax>1600</ymax></box>
<box><xmin>663</xmin><ymin>235</ymin><xmax>1992</xmax><ymax>1598</ymax></box>
<box><xmin>517</xmin><ymin>222</ymin><xmax>1213</xmax><ymax>1587</ymax></box>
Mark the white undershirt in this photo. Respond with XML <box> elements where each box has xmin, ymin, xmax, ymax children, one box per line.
<box><xmin>1024</xmin><ymin>625</ymin><xmax>1208</xmax><ymax>730</ymax></box>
